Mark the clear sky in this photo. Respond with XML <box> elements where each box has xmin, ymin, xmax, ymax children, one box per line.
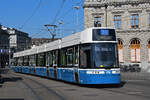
<box><xmin>0</xmin><ymin>0</ymin><xmax>84</xmax><ymax>38</ymax></box>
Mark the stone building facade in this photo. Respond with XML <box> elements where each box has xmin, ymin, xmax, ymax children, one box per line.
<box><xmin>0</xmin><ymin>25</ymin><xmax>9</xmax><ymax>68</ymax></box>
<box><xmin>2</xmin><ymin>26</ymin><xmax>31</xmax><ymax>52</ymax></box>
<box><xmin>84</xmin><ymin>0</ymin><xmax>150</xmax><ymax>70</ymax></box>
<box><xmin>0</xmin><ymin>25</ymin><xmax>31</xmax><ymax>67</ymax></box>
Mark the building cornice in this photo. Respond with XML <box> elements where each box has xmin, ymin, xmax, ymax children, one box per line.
<box><xmin>116</xmin><ymin>29</ymin><xmax>150</xmax><ymax>33</ymax></box>
<box><xmin>111</xmin><ymin>11</ymin><xmax>124</xmax><ymax>14</ymax></box>
<box><xmin>128</xmin><ymin>9</ymin><xmax>142</xmax><ymax>13</ymax></box>
<box><xmin>92</xmin><ymin>12</ymin><xmax>104</xmax><ymax>16</ymax></box>
<box><xmin>83</xmin><ymin>0</ymin><xmax>150</xmax><ymax>8</ymax></box>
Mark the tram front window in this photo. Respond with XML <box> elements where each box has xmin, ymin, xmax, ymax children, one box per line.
<box><xmin>80</xmin><ymin>43</ymin><xmax>118</xmax><ymax>69</ymax></box>
<box><xmin>93</xmin><ymin>43</ymin><xmax>118</xmax><ymax>68</ymax></box>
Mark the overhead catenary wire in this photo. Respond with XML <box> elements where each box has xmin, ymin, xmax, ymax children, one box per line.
<box><xmin>32</xmin><ymin>0</ymin><xmax>150</xmax><ymax>38</ymax></box>
<box><xmin>56</xmin><ymin>7</ymin><xmax>74</xmax><ymax>23</ymax></box>
<box><xmin>44</xmin><ymin>0</ymin><xmax>85</xmax><ymax>38</ymax></box>
<box><xmin>30</xmin><ymin>0</ymin><xmax>83</xmax><ymax>38</ymax></box>
<box><xmin>55</xmin><ymin>0</ymin><xmax>84</xmax><ymax>33</ymax></box>
<box><xmin>19</xmin><ymin>0</ymin><xmax>42</xmax><ymax>30</ymax></box>
<box><xmin>54</xmin><ymin>0</ymin><xmax>83</xmax><ymax>26</ymax></box>
<box><xmin>51</xmin><ymin>0</ymin><xmax>66</xmax><ymax>25</ymax></box>
<box><xmin>43</xmin><ymin>0</ymin><xmax>66</xmax><ymax>39</ymax></box>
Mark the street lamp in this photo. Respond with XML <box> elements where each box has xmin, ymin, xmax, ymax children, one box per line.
<box><xmin>59</xmin><ymin>20</ymin><xmax>63</xmax><ymax>38</ymax></box>
<box><xmin>74</xmin><ymin>6</ymin><xmax>80</xmax><ymax>33</ymax></box>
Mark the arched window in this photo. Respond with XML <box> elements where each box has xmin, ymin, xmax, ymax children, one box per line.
<box><xmin>130</xmin><ymin>39</ymin><xmax>141</xmax><ymax>62</ymax></box>
<box><xmin>118</xmin><ymin>39</ymin><xmax>123</xmax><ymax>62</ymax></box>
<box><xmin>148</xmin><ymin>40</ymin><xmax>150</xmax><ymax>62</ymax></box>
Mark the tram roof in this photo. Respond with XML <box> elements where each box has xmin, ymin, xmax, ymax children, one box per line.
<box><xmin>13</xmin><ymin>27</ymin><xmax>115</xmax><ymax>57</ymax></box>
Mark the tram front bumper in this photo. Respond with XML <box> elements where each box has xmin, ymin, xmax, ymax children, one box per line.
<box><xmin>78</xmin><ymin>69</ymin><xmax>120</xmax><ymax>84</ymax></box>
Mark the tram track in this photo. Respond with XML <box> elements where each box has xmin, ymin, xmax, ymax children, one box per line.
<box><xmin>4</xmin><ymin>73</ymin><xmax>42</xmax><ymax>100</ymax></box>
<box><xmin>20</xmin><ymin>79</ymin><xmax>42</xmax><ymax>100</ymax></box>
<box><xmin>6</xmin><ymin>70</ymin><xmax>150</xmax><ymax>100</ymax></box>
<box><xmin>10</xmin><ymin>72</ymin><xmax>67</xmax><ymax>100</ymax></box>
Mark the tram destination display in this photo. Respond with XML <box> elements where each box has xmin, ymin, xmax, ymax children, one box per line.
<box><xmin>92</xmin><ymin>29</ymin><xmax>116</xmax><ymax>41</ymax></box>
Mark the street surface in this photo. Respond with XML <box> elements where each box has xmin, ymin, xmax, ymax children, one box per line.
<box><xmin>0</xmin><ymin>70</ymin><xmax>150</xmax><ymax>100</ymax></box>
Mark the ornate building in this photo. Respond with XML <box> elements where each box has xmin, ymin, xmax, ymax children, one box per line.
<box><xmin>84</xmin><ymin>0</ymin><xmax>150</xmax><ymax>70</ymax></box>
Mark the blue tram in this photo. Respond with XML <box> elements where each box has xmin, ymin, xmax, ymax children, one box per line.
<box><xmin>12</xmin><ymin>27</ymin><xmax>120</xmax><ymax>85</ymax></box>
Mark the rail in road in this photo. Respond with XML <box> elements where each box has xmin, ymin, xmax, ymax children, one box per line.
<box><xmin>14</xmin><ymin>74</ymin><xmax>66</xmax><ymax>100</ymax></box>
<box><xmin>0</xmin><ymin>71</ymin><xmax>67</xmax><ymax>100</ymax></box>
<box><xmin>0</xmin><ymin>71</ymin><xmax>150</xmax><ymax>100</ymax></box>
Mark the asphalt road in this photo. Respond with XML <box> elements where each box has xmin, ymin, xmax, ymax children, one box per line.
<box><xmin>0</xmin><ymin>71</ymin><xmax>150</xmax><ymax>100</ymax></box>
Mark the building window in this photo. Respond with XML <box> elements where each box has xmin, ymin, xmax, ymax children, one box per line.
<box><xmin>118</xmin><ymin>39</ymin><xmax>123</xmax><ymax>62</ymax></box>
<box><xmin>114</xmin><ymin>15</ymin><xmax>121</xmax><ymax>29</ymax></box>
<box><xmin>130</xmin><ymin>39</ymin><xmax>140</xmax><ymax>62</ymax></box>
<box><xmin>131</xmin><ymin>14</ymin><xmax>139</xmax><ymax>28</ymax></box>
<box><xmin>94</xmin><ymin>16</ymin><xmax>102</xmax><ymax>27</ymax></box>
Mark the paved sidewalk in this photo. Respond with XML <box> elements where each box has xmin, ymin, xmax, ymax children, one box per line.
<box><xmin>121</xmin><ymin>72</ymin><xmax>150</xmax><ymax>81</ymax></box>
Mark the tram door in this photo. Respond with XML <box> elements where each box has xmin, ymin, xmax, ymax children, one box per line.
<box><xmin>53</xmin><ymin>50</ymin><xmax>58</xmax><ymax>79</ymax></box>
<box><xmin>74</xmin><ymin>46</ymin><xmax>79</xmax><ymax>83</ymax></box>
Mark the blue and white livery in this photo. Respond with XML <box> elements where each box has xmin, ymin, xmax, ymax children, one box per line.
<box><xmin>12</xmin><ymin>27</ymin><xmax>120</xmax><ymax>85</ymax></box>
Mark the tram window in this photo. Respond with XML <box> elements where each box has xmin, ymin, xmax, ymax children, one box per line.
<box><xmin>80</xmin><ymin>45</ymin><xmax>92</xmax><ymax>68</ymax></box>
<box><xmin>13</xmin><ymin>58</ymin><xmax>15</xmax><ymax>66</ymax></box>
<box><xmin>74</xmin><ymin>46</ymin><xmax>78</xmax><ymax>66</ymax></box>
<box><xmin>61</xmin><ymin>49</ymin><xmax>67</xmax><ymax>67</ymax></box>
<box><xmin>46</xmin><ymin>52</ymin><xmax>49</xmax><ymax>66</ymax></box>
<box><xmin>13</xmin><ymin>58</ymin><xmax>18</xmax><ymax>66</ymax></box>
<box><xmin>16</xmin><ymin>58</ymin><xmax>19</xmax><ymax>66</ymax></box>
<box><xmin>24</xmin><ymin>56</ymin><xmax>29</xmax><ymax>66</ymax></box>
<box><xmin>18</xmin><ymin>57</ymin><xmax>23</xmax><ymax>66</ymax></box>
<box><xmin>67</xmin><ymin>48</ymin><xmax>73</xmax><ymax>67</ymax></box>
<box><xmin>80</xmin><ymin>43</ymin><xmax>118</xmax><ymax>68</ymax></box>
<box><xmin>17</xmin><ymin>58</ymin><xmax>20</xmax><ymax>66</ymax></box>
<box><xmin>29</xmin><ymin>55</ymin><xmax>36</xmax><ymax>66</ymax></box>
<box><xmin>93</xmin><ymin>44</ymin><xmax>118</xmax><ymax>68</ymax></box>
<box><xmin>53</xmin><ymin>51</ymin><xmax>58</xmax><ymax>66</ymax></box>
<box><xmin>46</xmin><ymin>52</ymin><xmax>53</xmax><ymax>67</ymax></box>
<box><xmin>37</xmin><ymin>53</ymin><xmax>45</xmax><ymax>66</ymax></box>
